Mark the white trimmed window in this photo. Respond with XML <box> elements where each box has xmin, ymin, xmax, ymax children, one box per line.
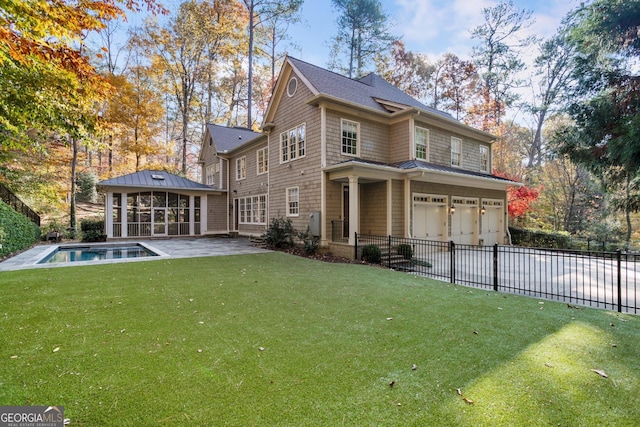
<box><xmin>205</xmin><ymin>164</ymin><xmax>216</xmax><ymax>185</ymax></box>
<box><xmin>236</xmin><ymin>156</ymin><xmax>246</xmax><ymax>180</ymax></box>
<box><xmin>286</xmin><ymin>187</ymin><xmax>299</xmax><ymax>217</ymax></box>
<box><xmin>280</xmin><ymin>123</ymin><xmax>306</xmax><ymax>163</ymax></box>
<box><xmin>480</xmin><ymin>145</ymin><xmax>489</xmax><ymax>172</ymax></box>
<box><xmin>415</xmin><ymin>127</ymin><xmax>429</xmax><ymax>160</ymax></box>
<box><xmin>257</xmin><ymin>147</ymin><xmax>268</xmax><ymax>175</ymax></box>
<box><xmin>238</xmin><ymin>195</ymin><xmax>267</xmax><ymax>225</ymax></box>
<box><xmin>341</xmin><ymin>119</ymin><xmax>359</xmax><ymax>156</ymax></box>
<box><xmin>451</xmin><ymin>137</ymin><xmax>462</xmax><ymax>167</ymax></box>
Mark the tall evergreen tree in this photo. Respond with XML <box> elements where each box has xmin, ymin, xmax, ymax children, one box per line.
<box><xmin>329</xmin><ymin>0</ymin><xmax>398</xmax><ymax>78</ymax></box>
<box><xmin>554</xmin><ymin>0</ymin><xmax>640</xmax><ymax>247</ymax></box>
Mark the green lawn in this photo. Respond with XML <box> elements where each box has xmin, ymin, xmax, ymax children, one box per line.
<box><xmin>1</xmin><ymin>252</ymin><xmax>639</xmax><ymax>426</ymax></box>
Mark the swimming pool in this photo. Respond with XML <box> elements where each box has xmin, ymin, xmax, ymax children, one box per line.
<box><xmin>39</xmin><ymin>243</ymin><xmax>160</xmax><ymax>264</ymax></box>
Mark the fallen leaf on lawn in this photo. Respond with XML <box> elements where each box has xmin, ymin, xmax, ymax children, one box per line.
<box><xmin>389</xmin><ymin>381</ymin><xmax>395</xmax><ymax>388</ymax></box>
<box><xmin>197</xmin><ymin>349</ymin><xmax>202</xmax><ymax>353</ymax></box>
<box><xmin>258</xmin><ymin>347</ymin><xmax>265</xmax><ymax>351</ymax></box>
<box><xmin>463</xmin><ymin>397</ymin><xmax>475</xmax><ymax>405</ymax></box>
<box><xmin>10</xmin><ymin>355</ymin><xmax>18</xmax><ymax>359</ymax></box>
<box><xmin>545</xmin><ymin>363</ymin><xmax>554</xmax><ymax>368</ymax></box>
<box><xmin>456</xmin><ymin>388</ymin><xmax>462</xmax><ymax>396</ymax></box>
<box><xmin>411</xmin><ymin>364</ymin><xmax>417</xmax><ymax>370</ymax></box>
<box><xmin>396</xmin><ymin>402</ymin><xmax>402</xmax><ymax>406</ymax></box>
<box><xmin>473</xmin><ymin>331</ymin><xmax>479</xmax><ymax>335</ymax></box>
<box><xmin>53</xmin><ymin>347</ymin><xmax>60</xmax><ymax>353</ymax></box>
<box><xmin>591</xmin><ymin>369</ymin><xmax>608</xmax><ymax>378</ymax></box>
<box><xmin>567</xmin><ymin>304</ymin><xmax>581</xmax><ymax>309</ymax></box>
<box><xmin>386</xmin><ymin>317</ymin><xmax>393</xmax><ymax>321</ymax></box>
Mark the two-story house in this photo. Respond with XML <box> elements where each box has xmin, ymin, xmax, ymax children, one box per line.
<box><xmin>198</xmin><ymin>56</ymin><xmax>517</xmax><ymax>256</ymax></box>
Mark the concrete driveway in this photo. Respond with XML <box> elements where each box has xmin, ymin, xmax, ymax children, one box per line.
<box><xmin>0</xmin><ymin>237</ymin><xmax>270</xmax><ymax>272</ymax></box>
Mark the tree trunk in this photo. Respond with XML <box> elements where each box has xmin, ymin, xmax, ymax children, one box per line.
<box><xmin>247</xmin><ymin>0</ymin><xmax>255</xmax><ymax>128</ymax></box>
<box><xmin>70</xmin><ymin>137</ymin><xmax>78</xmax><ymax>232</ymax></box>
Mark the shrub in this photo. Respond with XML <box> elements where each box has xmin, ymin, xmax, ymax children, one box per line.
<box><xmin>263</xmin><ymin>217</ymin><xmax>294</xmax><ymax>249</ymax></box>
<box><xmin>361</xmin><ymin>244</ymin><xmax>382</xmax><ymax>264</ymax></box>
<box><xmin>81</xmin><ymin>217</ymin><xmax>106</xmax><ymax>242</ymax></box>
<box><xmin>0</xmin><ymin>200</ymin><xmax>41</xmax><ymax>257</ymax></box>
<box><xmin>397</xmin><ymin>243</ymin><xmax>413</xmax><ymax>260</ymax></box>
<box><xmin>297</xmin><ymin>227</ymin><xmax>320</xmax><ymax>254</ymax></box>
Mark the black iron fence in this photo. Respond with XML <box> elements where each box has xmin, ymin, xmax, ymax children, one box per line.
<box><xmin>355</xmin><ymin>233</ymin><xmax>639</xmax><ymax>314</ymax></box>
<box><xmin>0</xmin><ymin>182</ymin><xmax>40</xmax><ymax>226</ymax></box>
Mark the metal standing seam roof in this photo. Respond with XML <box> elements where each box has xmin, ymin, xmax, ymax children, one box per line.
<box><xmin>98</xmin><ymin>170</ymin><xmax>215</xmax><ymax>191</ymax></box>
<box><xmin>331</xmin><ymin>158</ymin><xmax>519</xmax><ymax>185</ymax></box>
<box><xmin>205</xmin><ymin>124</ymin><xmax>264</xmax><ymax>153</ymax></box>
<box><xmin>287</xmin><ymin>56</ymin><xmax>455</xmax><ymax>120</ymax></box>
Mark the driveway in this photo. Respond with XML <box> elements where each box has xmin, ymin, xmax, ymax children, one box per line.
<box><xmin>0</xmin><ymin>237</ymin><xmax>271</xmax><ymax>272</ymax></box>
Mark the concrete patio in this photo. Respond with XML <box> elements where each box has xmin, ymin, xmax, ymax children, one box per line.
<box><xmin>0</xmin><ymin>237</ymin><xmax>270</xmax><ymax>272</ymax></box>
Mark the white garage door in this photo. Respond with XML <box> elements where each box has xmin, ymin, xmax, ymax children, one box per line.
<box><xmin>450</xmin><ymin>198</ymin><xmax>478</xmax><ymax>245</ymax></box>
<box><xmin>413</xmin><ymin>195</ymin><xmax>447</xmax><ymax>241</ymax></box>
<box><xmin>481</xmin><ymin>200</ymin><xmax>504</xmax><ymax>245</ymax></box>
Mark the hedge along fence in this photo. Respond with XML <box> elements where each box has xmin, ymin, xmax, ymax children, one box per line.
<box><xmin>509</xmin><ymin>227</ymin><xmax>633</xmax><ymax>252</ymax></box>
<box><xmin>0</xmin><ymin>199</ymin><xmax>41</xmax><ymax>258</ymax></box>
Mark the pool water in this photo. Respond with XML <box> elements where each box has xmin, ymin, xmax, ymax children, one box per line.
<box><xmin>40</xmin><ymin>244</ymin><xmax>159</xmax><ymax>264</ymax></box>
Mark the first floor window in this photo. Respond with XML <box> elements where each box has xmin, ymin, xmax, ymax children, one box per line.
<box><xmin>238</xmin><ymin>195</ymin><xmax>267</xmax><ymax>225</ymax></box>
<box><xmin>236</xmin><ymin>156</ymin><xmax>246</xmax><ymax>180</ymax></box>
<box><xmin>286</xmin><ymin>187</ymin><xmax>299</xmax><ymax>217</ymax></box>
<box><xmin>341</xmin><ymin>119</ymin><xmax>359</xmax><ymax>156</ymax></box>
<box><xmin>415</xmin><ymin>127</ymin><xmax>429</xmax><ymax>160</ymax></box>
<box><xmin>480</xmin><ymin>145</ymin><xmax>489</xmax><ymax>172</ymax></box>
<box><xmin>451</xmin><ymin>137</ymin><xmax>462</xmax><ymax>167</ymax></box>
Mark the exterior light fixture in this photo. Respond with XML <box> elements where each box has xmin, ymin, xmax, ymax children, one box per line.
<box><xmin>481</xmin><ymin>206</ymin><xmax>486</xmax><ymax>215</ymax></box>
<box><xmin>450</xmin><ymin>205</ymin><xmax>455</xmax><ymax>214</ymax></box>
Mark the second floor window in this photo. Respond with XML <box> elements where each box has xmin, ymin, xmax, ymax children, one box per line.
<box><xmin>280</xmin><ymin>123</ymin><xmax>305</xmax><ymax>163</ymax></box>
<box><xmin>480</xmin><ymin>145</ymin><xmax>489</xmax><ymax>172</ymax></box>
<box><xmin>257</xmin><ymin>147</ymin><xmax>268</xmax><ymax>175</ymax></box>
<box><xmin>341</xmin><ymin>119</ymin><xmax>359</xmax><ymax>156</ymax></box>
<box><xmin>205</xmin><ymin>165</ymin><xmax>216</xmax><ymax>185</ymax></box>
<box><xmin>415</xmin><ymin>127</ymin><xmax>429</xmax><ymax>160</ymax></box>
<box><xmin>451</xmin><ymin>137</ymin><xmax>462</xmax><ymax>167</ymax></box>
<box><xmin>236</xmin><ymin>156</ymin><xmax>246</xmax><ymax>180</ymax></box>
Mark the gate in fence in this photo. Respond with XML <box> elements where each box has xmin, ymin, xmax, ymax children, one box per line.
<box><xmin>355</xmin><ymin>233</ymin><xmax>639</xmax><ymax>314</ymax></box>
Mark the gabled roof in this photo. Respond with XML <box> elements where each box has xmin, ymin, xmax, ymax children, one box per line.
<box><xmin>98</xmin><ymin>170</ymin><xmax>214</xmax><ymax>191</ymax></box>
<box><xmin>204</xmin><ymin>124</ymin><xmax>263</xmax><ymax>153</ymax></box>
<box><xmin>286</xmin><ymin>56</ymin><xmax>454</xmax><ymax>120</ymax></box>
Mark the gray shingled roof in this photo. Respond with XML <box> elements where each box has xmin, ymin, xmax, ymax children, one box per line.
<box><xmin>288</xmin><ymin>57</ymin><xmax>454</xmax><ymax>120</ymax></box>
<box><xmin>98</xmin><ymin>170</ymin><xmax>214</xmax><ymax>191</ymax></box>
<box><xmin>205</xmin><ymin>124</ymin><xmax>263</xmax><ymax>153</ymax></box>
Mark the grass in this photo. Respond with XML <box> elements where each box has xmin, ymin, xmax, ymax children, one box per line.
<box><xmin>1</xmin><ymin>252</ymin><xmax>639</xmax><ymax>426</ymax></box>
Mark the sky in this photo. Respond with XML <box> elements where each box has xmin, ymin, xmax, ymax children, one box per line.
<box><xmin>282</xmin><ymin>0</ymin><xmax>581</xmax><ymax>68</ymax></box>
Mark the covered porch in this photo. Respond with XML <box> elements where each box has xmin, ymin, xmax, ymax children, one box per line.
<box><xmin>98</xmin><ymin>170</ymin><xmax>220</xmax><ymax>239</ymax></box>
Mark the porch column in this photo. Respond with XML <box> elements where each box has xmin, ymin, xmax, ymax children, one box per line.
<box><xmin>386</xmin><ymin>179</ymin><xmax>393</xmax><ymax>235</ymax></box>
<box><xmin>121</xmin><ymin>192</ymin><xmax>128</xmax><ymax>238</ymax></box>
<box><xmin>105</xmin><ymin>192</ymin><xmax>113</xmax><ymax>238</ymax></box>
<box><xmin>348</xmin><ymin>176</ymin><xmax>359</xmax><ymax>246</ymax></box>
<box><xmin>189</xmin><ymin>195</ymin><xmax>195</xmax><ymax>236</ymax></box>
<box><xmin>201</xmin><ymin>195</ymin><xmax>207</xmax><ymax>235</ymax></box>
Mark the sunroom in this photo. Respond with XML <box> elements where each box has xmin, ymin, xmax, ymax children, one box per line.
<box><xmin>98</xmin><ymin>170</ymin><xmax>220</xmax><ymax>239</ymax></box>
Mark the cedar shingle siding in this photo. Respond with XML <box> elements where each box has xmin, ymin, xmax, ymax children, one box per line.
<box><xmin>198</xmin><ymin>56</ymin><xmax>517</xmax><ymax>248</ymax></box>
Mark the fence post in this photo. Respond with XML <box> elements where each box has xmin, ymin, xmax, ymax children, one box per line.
<box><xmin>354</xmin><ymin>232</ymin><xmax>358</xmax><ymax>260</ymax></box>
<box><xmin>388</xmin><ymin>235</ymin><xmax>392</xmax><ymax>268</ymax></box>
<box><xmin>617</xmin><ymin>249</ymin><xmax>622</xmax><ymax>313</ymax></box>
<box><xmin>450</xmin><ymin>241</ymin><xmax>455</xmax><ymax>284</ymax></box>
<box><xmin>493</xmin><ymin>243</ymin><xmax>499</xmax><ymax>292</ymax></box>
